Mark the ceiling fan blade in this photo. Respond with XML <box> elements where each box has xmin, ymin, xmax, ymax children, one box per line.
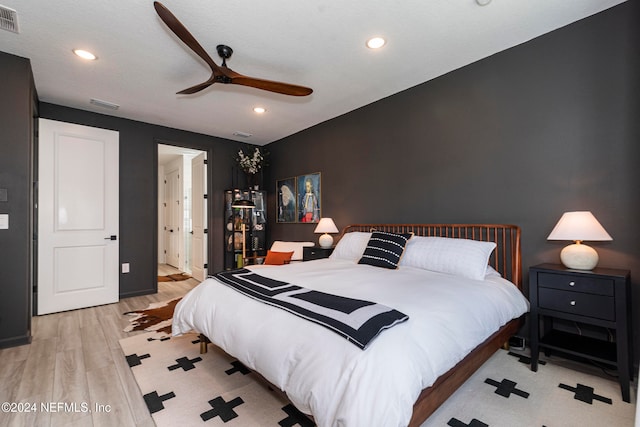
<box><xmin>230</xmin><ymin>74</ymin><xmax>313</xmax><ymax>96</ymax></box>
<box><xmin>177</xmin><ymin>79</ymin><xmax>215</xmax><ymax>95</ymax></box>
<box><xmin>153</xmin><ymin>2</ymin><xmax>221</xmax><ymax>73</ymax></box>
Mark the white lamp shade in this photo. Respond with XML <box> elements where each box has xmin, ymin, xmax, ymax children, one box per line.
<box><xmin>547</xmin><ymin>211</ymin><xmax>612</xmax><ymax>242</ymax></box>
<box><xmin>314</xmin><ymin>218</ymin><xmax>339</xmax><ymax>234</ymax></box>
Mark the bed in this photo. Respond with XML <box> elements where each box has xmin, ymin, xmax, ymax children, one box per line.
<box><xmin>172</xmin><ymin>224</ymin><xmax>529</xmax><ymax>426</ymax></box>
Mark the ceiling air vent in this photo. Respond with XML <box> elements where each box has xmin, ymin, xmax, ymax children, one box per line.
<box><xmin>90</xmin><ymin>98</ymin><xmax>120</xmax><ymax>110</ymax></box>
<box><xmin>0</xmin><ymin>5</ymin><xmax>19</xmax><ymax>34</ymax></box>
<box><xmin>233</xmin><ymin>131</ymin><xmax>253</xmax><ymax>138</ymax></box>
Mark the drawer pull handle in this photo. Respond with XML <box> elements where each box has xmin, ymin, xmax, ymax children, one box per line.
<box><xmin>570</xmin><ymin>300</ymin><xmax>576</xmax><ymax>306</ymax></box>
<box><xmin>569</xmin><ymin>281</ymin><xmax>575</xmax><ymax>287</ymax></box>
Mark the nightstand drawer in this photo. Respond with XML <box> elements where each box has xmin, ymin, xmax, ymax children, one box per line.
<box><xmin>538</xmin><ymin>288</ymin><xmax>615</xmax><ymax>321</ymax></box>
<box><xmin>303</xmin><ymin>246</ymin><xmax>334</xmax><ymax>261</ymax></box>
<box><xmin>537</xmin><ymin>272</ymin><xmax>614</xmax><ymax>296</ymax></box>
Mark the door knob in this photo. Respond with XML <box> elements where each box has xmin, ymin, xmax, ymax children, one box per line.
<box><xmin>104</xmin><ymin>235</ymin><xmax>117</xmax><ymax>240</ymax></box>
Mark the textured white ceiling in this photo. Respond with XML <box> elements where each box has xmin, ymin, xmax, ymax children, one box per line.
<box><xmin>0</xmin><ymin>0</ymin><xmax>626</xmax><ymax>145</ymax></box>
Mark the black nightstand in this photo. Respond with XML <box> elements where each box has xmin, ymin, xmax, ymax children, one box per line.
<box><xmin>303</xmin><ymin>246</ymin><xmax>334</xmax><ymax>261</ymax></box>
<box><xmin>529</xmin><ymin>263</ymin><xmax>632</xmax><ymax>402</ymax></box>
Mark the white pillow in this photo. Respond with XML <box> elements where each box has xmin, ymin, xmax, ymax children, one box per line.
<box><xmin>270</xmin><ymin>241</ymin><xmax>315</xmax><ymax>261</ymax></box>
<box><xmin>399</xmin><ymin>236</ymin><xmax>496</xmax><ymax>280</ymax></box>
<box><xmin>329</xmin><ymin>232</ymin><xmax>372</xmax><ymax>261</ymax></box>
<box><xmin>485</xmin><ymin>265</ymin><xmax>502</xmax><ymax>278</ymax></box>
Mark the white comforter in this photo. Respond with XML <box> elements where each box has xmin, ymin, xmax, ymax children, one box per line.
<box><xmin>172</xmin><ymin>259</ymin><xmax>529</xmax><ymax>427</ymax></box>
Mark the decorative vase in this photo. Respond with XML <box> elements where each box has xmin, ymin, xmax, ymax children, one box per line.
<box><xmin>245</xmin><ymin>173</ymin><xmax>260</xmax><ymax>190</ymax></box>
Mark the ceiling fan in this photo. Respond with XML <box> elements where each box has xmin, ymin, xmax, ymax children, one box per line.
<box><xmin>153</xmin><ymin>2</ymin><xmax>313</xmax><ymax>97</ymax></box>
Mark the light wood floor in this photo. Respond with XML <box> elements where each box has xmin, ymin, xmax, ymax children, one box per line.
<box><xmin>0</xmin><ymin>265</ymin><xmax>198</xmax><ymax>427</ymax></box>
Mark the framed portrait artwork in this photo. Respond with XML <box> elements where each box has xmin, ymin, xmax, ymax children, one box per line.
<box><xmin>297</xmin><ymin>172</ymin><xmax>321</xmax><ymax>223</ymax></box>
<box><xmin>276</xmin><ymin>177</ymin><xmax>297</xmax><ymax>223</ymax></box>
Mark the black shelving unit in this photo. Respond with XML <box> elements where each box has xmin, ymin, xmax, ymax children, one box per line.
<box><xmin>224</xmin><ymin>189</ymin><xmax>267</xmax><ymax>269</ymax></box>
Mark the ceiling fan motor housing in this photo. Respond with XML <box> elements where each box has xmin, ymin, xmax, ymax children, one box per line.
<box><xmin>216</xmin><ymin>44</ymin><xmax>233</xmax><ymax>60</ymax></box>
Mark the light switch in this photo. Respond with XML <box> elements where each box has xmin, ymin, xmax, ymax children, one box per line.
<box><xmin>0</xmin><ymin>214</ymin><xmax>8</xmax><ymax>229</ymax></box>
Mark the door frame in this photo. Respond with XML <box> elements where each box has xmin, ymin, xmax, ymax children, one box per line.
<box><xmin>154</xmin><ymin>139</ymin><xmax>214</xmax><ymax>277</ymax></box>
<box><xmin>190</xmin><ymin>152</ymin><xmax>207</xmax><ymax>281</ymax></box>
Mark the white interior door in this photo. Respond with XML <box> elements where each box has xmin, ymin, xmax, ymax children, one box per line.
<box><xmin>191</xmin><ymin>153</ymin><xmax>207</xmax><ymax>281</ymax></box>
<box><xmin>164</xmin><ymin>168</ymin><xmax>181</xmax><ymax>268</ymax></box>
<box><xmin>38</xmin><ymin>118</ymin><xmax>119</xmax><ymax>315</ymax></box>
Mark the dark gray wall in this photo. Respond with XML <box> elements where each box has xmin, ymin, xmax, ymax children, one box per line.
<box><xmin>266</xmin><ymin>2</ymin><xmax>640</xmax><ymax>352</ymax></box>
<box><xmin>0</xmin><ymin>52</ymin><xmax>36</xmax><ymax>347</ymax></box>
<box><xmin>39</xmin><ymin>103</ymin><xmax>243</xmax><ymax>297</ymax></box>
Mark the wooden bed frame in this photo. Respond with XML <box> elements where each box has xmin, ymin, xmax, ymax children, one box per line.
<box><xmin>199</xmin><ymin>223</ymin><xmax>524</xmax><ymax>425</ymax></box>
<box><xmin>342</xmin><ymin>224</ymin><xmax>523</xmax><ymax>427</ymax></box>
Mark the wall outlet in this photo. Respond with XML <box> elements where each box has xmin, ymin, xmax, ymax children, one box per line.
<box><xmin>122</xmin><ymin>263</ymin><xmax>130</xmax><ymax>273</ymax></box>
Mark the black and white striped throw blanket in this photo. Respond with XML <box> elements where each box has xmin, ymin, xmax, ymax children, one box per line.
<box><xmin>212</xmin><ymin>269</ymin><xmax>409</xmax><ymax>349</ymax></box>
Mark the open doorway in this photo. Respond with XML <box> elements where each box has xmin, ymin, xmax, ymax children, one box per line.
<box><xmin>158</xmin><ymin>143</ymin><xmax>208</xmax><ymax>281</ymax></box>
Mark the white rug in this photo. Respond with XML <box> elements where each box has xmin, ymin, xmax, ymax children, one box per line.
<box><xmin>422</xmin><ymin>350</ymin><xmax>635</xmax><ymax>427</ymax></box>
<box><xmin>119</xmin><ymin>332</ymin><xmax>636</xmax><ymax>427</ymax></box>
<box><xmin>119</xmin><ymin>332</ymin><xmax>313</xmax><ymax>426</ymax></box>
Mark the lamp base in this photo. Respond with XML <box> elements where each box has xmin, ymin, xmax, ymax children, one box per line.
<box><xmin>560</xmin><ymin>242</ymin><xmax>599</xmax><ymax>270</ymax></box>
<box><xmin>318</xmin><ymin>233</ymin><xmax>334</xmax><ymax>248</ymax></box>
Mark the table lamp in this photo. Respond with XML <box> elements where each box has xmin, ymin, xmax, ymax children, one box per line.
<box><xmin>231</xmin><ymin>198</ymin><xmax>256</xmax><ymax>267</ymax></box>
<box><xmin>314</xmin><ymin>218</ymin><xmax>339</xmax><ymax>248</ymax></box>
<box><xmin>547</xmin><ymin>211</ymin><xmax>612</xmax><ymax>270</ymax></box>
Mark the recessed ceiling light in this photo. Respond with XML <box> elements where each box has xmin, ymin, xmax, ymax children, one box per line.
<box><xmin>73</xmin><ymin>49</ymin><xmax>97</xmax><ymax>60</ymax></box>
<box><xmin>253</xmin><ymin>107</ymin><xmax>266</xmax><ymax>114</ymax></box>
<box><xmin>366</xmin><ymin>37</ymin><xmax>386</xmax><ymax>49</ymax></box>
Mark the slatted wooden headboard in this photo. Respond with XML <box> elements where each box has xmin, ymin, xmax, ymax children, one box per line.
<box><xmin>342</xmin><ymin>224</ymin><xmax>522</xmax><ymax>288</ymax></box>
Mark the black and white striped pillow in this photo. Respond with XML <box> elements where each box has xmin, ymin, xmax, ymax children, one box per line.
<box><xmin>358</xmin><ymin>231</ymin><xmax>412</xmax><ymax>269</ymax></box>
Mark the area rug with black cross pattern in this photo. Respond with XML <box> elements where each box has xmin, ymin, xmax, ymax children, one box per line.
<box><xmin>119</xmin><ymin>332</ymin><xmax>636</xmax><ymax>427</ymax></box>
